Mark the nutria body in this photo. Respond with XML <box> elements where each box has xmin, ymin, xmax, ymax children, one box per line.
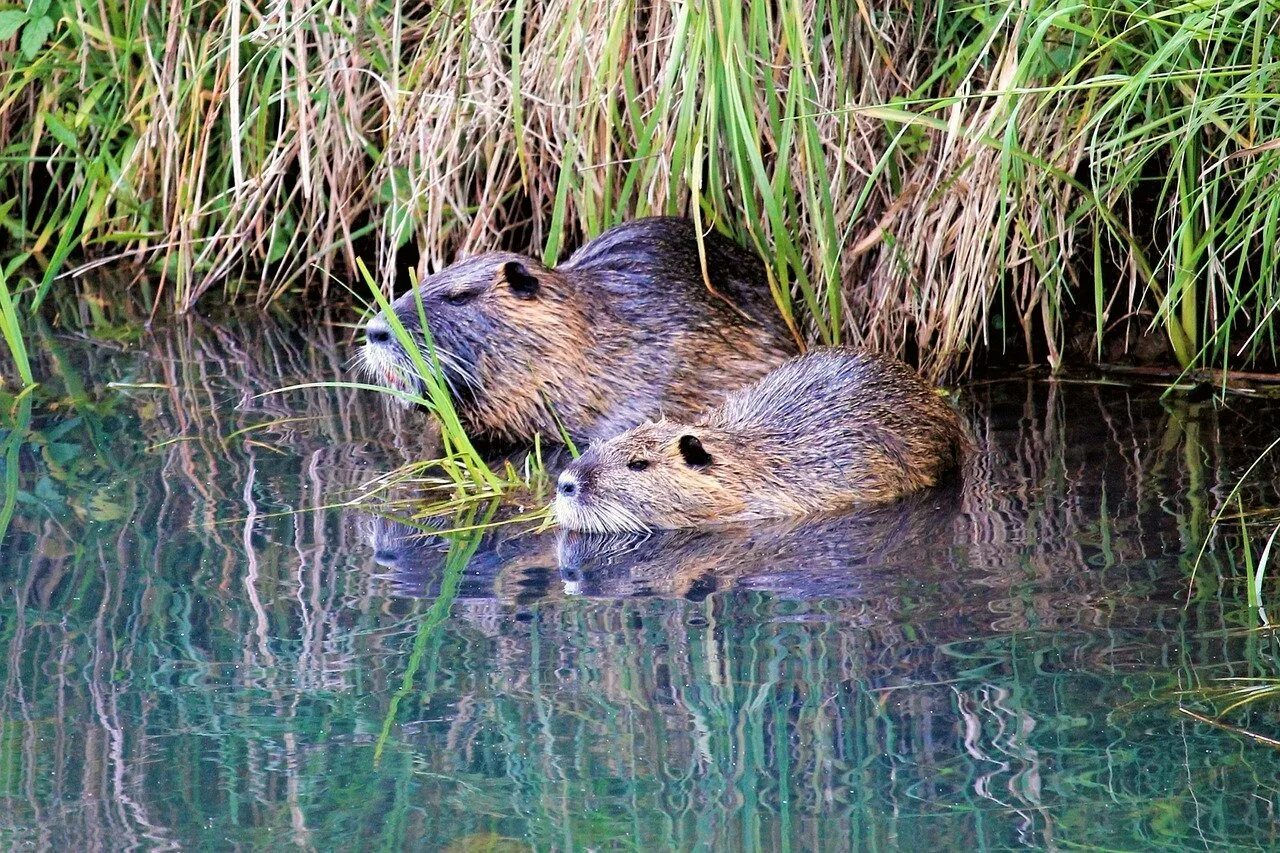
<box><xmin>361</xmin><ymin>217</ymin><xmax>798</xmax><ymax>444</ymax></box>
<box><xmin>553</xmin><ymin>348</ymin><xmax>966</xmax><ymax>531</ymax></box>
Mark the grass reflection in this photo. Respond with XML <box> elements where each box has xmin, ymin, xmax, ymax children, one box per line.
<box><xmin>2</xmin><ymin>315</ymin><xmax>1280</xmax><ymax>848</ymax></box>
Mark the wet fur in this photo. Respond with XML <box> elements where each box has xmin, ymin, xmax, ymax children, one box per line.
<box><xmin>361</xmin><ymin>217</ymin><xmax>797</xmax><ymax>444</ymax></box>
<box><xmin>555</xmin><ymin>348</ymin><xmax>967</xmax><ymax>531</ymax></box>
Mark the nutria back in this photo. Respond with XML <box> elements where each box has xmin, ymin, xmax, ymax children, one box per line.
<box><xmin>361</xmin><ymin>217</ymin><xmax>797</xmax><ymax>444</ymax></box>
<box><xmin>562</xmin><ymin>217</ymin><xmax>791</xmax><ymax>341</ymax></box>
<box><xmin>554</xmin><ymin>348</ymin><xmax>967</xmax><ymax>531</ymax></box>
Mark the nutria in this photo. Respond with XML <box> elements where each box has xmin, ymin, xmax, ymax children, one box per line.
<box><xmin>553</xmin><ymin>348</ymin><xmax>966</xmax><ymax>531</ymax></box>
<box><xmin>360</xmin><ymin>217</ymin><xmax>797</xmax><ymax>444</ymax></box>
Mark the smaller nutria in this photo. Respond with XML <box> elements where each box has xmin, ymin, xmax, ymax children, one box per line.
<box><xmin>553</xmin><ymin>348</ymin><xmax>966</xmax><ymax>532</ymax></box>
<box><xmin>360</xmin><ymin>217</ymin><xmax>797</xmax><ymax>445</ymax></box>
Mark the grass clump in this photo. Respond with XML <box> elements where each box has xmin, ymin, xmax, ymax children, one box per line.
<box><xmin>1</xmin><ymin>0</ymin><xmax>1280</xmax><ymax>381</ymax></box>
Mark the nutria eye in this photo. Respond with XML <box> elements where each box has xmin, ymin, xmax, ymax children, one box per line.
<box><xmin>443</xmin><ymin>290</ymin><xmax>476</xmax><ymax>306</ymax></box>
<box><xmin>627</xmin><ymin>459</ymin><xmax>650</xmax><ymax>472</ymax></box>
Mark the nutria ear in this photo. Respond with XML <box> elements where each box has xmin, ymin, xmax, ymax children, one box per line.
<box><xmin>502</xmin><ymin>260</ymin><xmax>541</xmax><ymax>299</ymax></box>
<box><xmin>678</xmin><ymin>434</ymin><xmax>712</xmax><ymax>469</ymax></box>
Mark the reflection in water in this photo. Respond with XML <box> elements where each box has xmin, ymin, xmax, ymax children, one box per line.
<box><xmin>2</xmin><ymin>312</ymin><xmax>1280</xmax><ymax>849</ymax></box>
<box><xmin>554</xmin><ymin>488</ymin><xmax>963</xmax><ymax>601</ymax></box>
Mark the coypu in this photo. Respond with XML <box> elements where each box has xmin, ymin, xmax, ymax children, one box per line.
<box><xmin>360</xmin><ymin>217</ymin><xmax>797</xmax><ymax>444</ymax></box>
<box><xmin>554</xmin><ymin>348</ymin><xmax>966</xmax><ymax>531</ymax></box>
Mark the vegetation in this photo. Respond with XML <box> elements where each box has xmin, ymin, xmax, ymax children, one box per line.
<box><xmin>3</xmin><ymin>0</ymin><xmax>1280</xmax><ymax>382</ymax></box>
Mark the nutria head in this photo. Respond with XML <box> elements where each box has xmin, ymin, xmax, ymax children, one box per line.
<box><xmin>554</xmin><ymin>420</ymin><xmax>759</xmax><ymax>532</ymax></box>
<box><xmin>360</xmin><ymin>252</ymin><xmax>591</xmax><ymax>441</ymax></box>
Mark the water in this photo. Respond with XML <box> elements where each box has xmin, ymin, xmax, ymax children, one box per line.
<box><xmin>3</xmin><ymin>313</ymin><xmax>1280</xmax><ymax>850</ymax></box>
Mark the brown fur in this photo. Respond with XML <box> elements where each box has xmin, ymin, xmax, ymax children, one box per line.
<box><xmin>361</xmin><ymin>217</ymin><xmax>798</xmax><ymax>444</ymax></box>
<box><xmin>554</xmin><ymin>348</ymin><xmax>967</xmax><ymax>531</ymax></box>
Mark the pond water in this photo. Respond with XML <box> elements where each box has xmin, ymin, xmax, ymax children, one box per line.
<box><xmin>3</xmin><ymin>312</ymin><xmax>1280</xmax><ymax>850</ymax></box>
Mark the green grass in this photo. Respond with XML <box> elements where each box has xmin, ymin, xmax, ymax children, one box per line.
<box><xmin>0</xmin><ymin>259</ymin><xmax>32</xmax><ymax>389</ymax></box>
<box><xmin>3</xmin><ymin>0</ymin><xmax>1280</xmax><ymax>383</ymax></box>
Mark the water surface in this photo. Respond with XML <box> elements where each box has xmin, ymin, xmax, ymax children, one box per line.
<box><xmin>3</xmin><ymin>314</ymin><xmax>1280</xmax><ymax>850</ymax></box>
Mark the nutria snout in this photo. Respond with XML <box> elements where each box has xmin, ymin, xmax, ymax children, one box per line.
<box><xmin>554</xmin><ymin>348</ymin><xmax>967</xmax><ymax>532</ymax></box>
<box><xmin>360</xmin><ymin>217</ymin><xmax>797</xmax><ymax>444</ymax></box>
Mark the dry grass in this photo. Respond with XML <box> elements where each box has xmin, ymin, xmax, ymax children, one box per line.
<box><xmin>3</xmin><ymin>1</ymin><xmax>1280</xmax><ymax>378</ymax></box>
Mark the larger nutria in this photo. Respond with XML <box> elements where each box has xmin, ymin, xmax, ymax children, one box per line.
<box><xmin>553</xmin><ymin>348</ymin><xmax>967</xmax><ymax>531</ymax></box>
<box><xmin>360</xmin><ymin>217</ymin><xmax>798</xmax><ymax>444</ymax></box>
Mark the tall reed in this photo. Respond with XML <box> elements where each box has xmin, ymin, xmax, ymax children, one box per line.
<box><xmin>2</xmin><ymin>1</ymin><xmax>1279</xmax><ymax>377</ymax></box>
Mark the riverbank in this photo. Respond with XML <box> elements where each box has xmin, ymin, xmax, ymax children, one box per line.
<box><xmin>4</xmin><ymin>1</ymin><xmax>1280</xmax><ymax>380</ymax></box>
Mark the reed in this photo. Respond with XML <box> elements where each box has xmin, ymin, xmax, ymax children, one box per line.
<box><xmin>2</xmin><ymin>1</ymin><xmax>1280</xmax><ymax>381</ymax></box>
<box><xmin>0</xmin><ymin>262</ymin><xmax>32</xmax><ymax>389</ymax></box>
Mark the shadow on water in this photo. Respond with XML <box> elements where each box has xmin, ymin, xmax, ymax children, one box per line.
<box><xmin>3</xmin><ymin>309</ymin><xmax>1280</xmax><ymax>849</ymax></box>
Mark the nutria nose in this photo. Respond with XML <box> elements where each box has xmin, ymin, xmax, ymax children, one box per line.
<box><xmin>557</xmin><ymin>473</ymin><xmax>580</xmax><ymax>498</ymax></box>
<box><xmin>367</xmin><ymin>324</ymin><xmax>392</xmax><ymax>345</ymax></box>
